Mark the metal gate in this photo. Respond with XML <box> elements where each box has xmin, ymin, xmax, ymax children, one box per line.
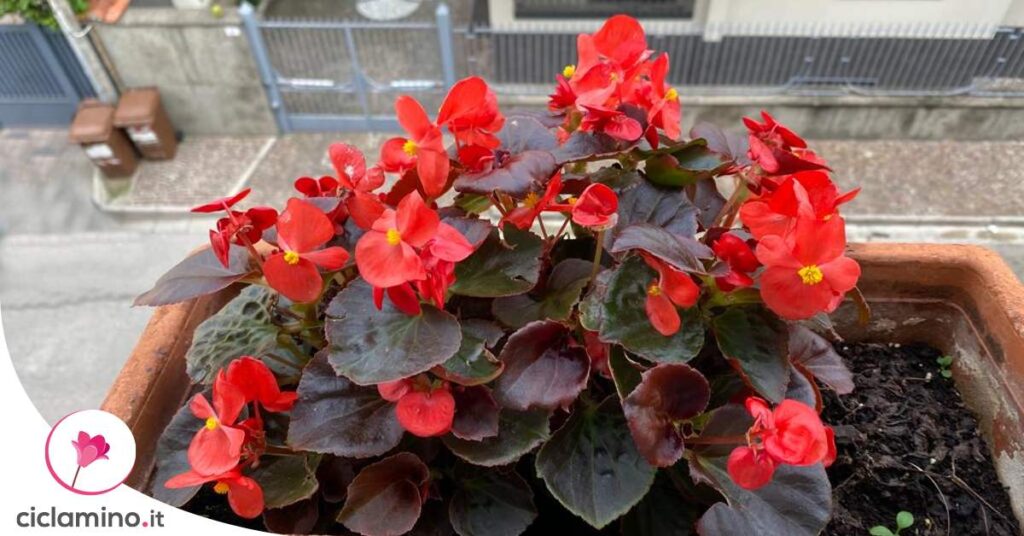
<box><xmin>0</xmin><ymin>23</ymin><xmax>96</xmax><ymax>127</ymax></box>
<box><xmin>240</xmin><ymin>2</ymin><xmax>457</xmax><ymax>133</ymax></box>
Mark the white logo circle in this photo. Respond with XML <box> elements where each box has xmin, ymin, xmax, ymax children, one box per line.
<box><xmin>45</xmin><ymin>409</ymin><xmax>137</xmax><ymax>495</ymax></box>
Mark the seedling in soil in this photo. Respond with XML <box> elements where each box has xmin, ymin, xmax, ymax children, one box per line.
<box><xmin>869</xmin><ymin>511</ymin><xmax>915</xmax><ymax>536</ymax></box>
<box><xmin>936</xmin><ymin>355</ymin><xmax>954</xmax><ymax>378</ymax></box>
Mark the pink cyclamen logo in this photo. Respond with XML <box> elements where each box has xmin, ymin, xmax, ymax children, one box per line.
<box><xmin>70</xmin><ymin>431</ymin><xmax>111</xmax><ymax>488</ymax></box>
<box><xmin>45</xmin><ymin>410</ymin><xmax>136</xmax><ymax>495</ymax></box>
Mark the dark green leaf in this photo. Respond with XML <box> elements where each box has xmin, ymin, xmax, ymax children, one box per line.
<box><xmin>151</xmin><ymin>393</ymin><xmax>207</xmax><ymax>507</ymax></box>
<box><xmin>134</xmin><ymin>245</ymin><xmax>250</xmax><ymax>306</ymax></box>
<box><xmin>578</xmin><ymin>268</ymin><xmax>611</xmax><ymax>332</ymax></box>
<box><xmin>623</xmin><ymin>364</ymin><xmax>710</xmax><ymax>467</ymax></box>
<box><xmin>250</xmin><ymin>453</ymin><xmax>322</xmax><ymax>509</ymax></box>
<box><xmin>609</xmin><ymin>224</ymin><xmax>711</xmax><ymax>274</ymax></box>
<box><xmin>449</xmin><ymin>465</ymin><xmax>537</xmax><ymax>536</ymax></box>
<box><xmin>607</xmin><ymin>180</ymin><xmax>700</xmax><ymax>250</ymax></box>
<box><xmin>493</xmin><ymin>321</ymin><xmax>590</xmax><ymax>411</ymax></box>
<box><xmin>499</xmin><ymin>115</ymin><xmax>559</xmax><ymax>153</ymax></box>
<box><xmin>338</xmin><ymin>452</ymin><xmax>430</xmax><ymax>536</ymax></box>
<box><xmin>553</xmin><ymin>131</ymin><xmax>640</xmax><ymax>164</ymax></box>
<box><xmin>451</xmin><ymin>385</ymin><xmax>501</xmax><ymax>441</ymax></box>
<box><xmin>786</xmin><ymin>365</ymin><xmax>821</xmax><ymax>410</ymax></box>
<box><xmin>454</xmin><ymin>151</ymin><xmax>558</xmax><ymax>199</ymax></box>
<box><xmin>443</xmin><ymin>216</ymin><xmax>493</xmax><ymax>248</ymax></box>
<box><xmin>454</xmin><ymin>193</ymin><xmax>493</xmax><ymax>215</ymax></box>
<box><xmin>535</xmin><ymin>396</ymin><xmax>656</xmax><ymax>529</ymax></box>
<box><xmin>713</xmin><ymin>305</ymin><xmax>791</xmax><ymax>403</ymax></box>
<box><xmin>326</xmin><ymin>279</ymin><xmax>461</xmax><ymax>385</ymax></box>
<box><xmin>263</xmin><ymin>499</ymin><xmax>320</xmax><ymax>534</ymax></box>
<box><xmin>492</xmin><ymin>259</ymin><xmax>592</xmax><ymax>328</ymax></box>
<box><xmin>620</xmin><ymin>472</ymin><xmax>698</xmax><ymax>536</ymax></box>
<box><xmin>599</xmin><ymin>256</ymin><xmax>705</xmax><ymax>364</ymax></box>
<box><xmin>437</xmin><ymin>319</ymin><xmax>505</xmax><ymax>386</ymax></box>
<box><xmin>607</xmin><ymin>347</ymin><xmax>643</xmax><ymax>402</ymax></box>
<box><xmin>443</xmin><ymin>409</ymin><xmax>550</xmax><ymax>467</ymax></box>
<box><xmin>451</xmin><ymin>226</ymin><xmax>544</xmax><ymax>298</ymax></box>
<box><xmin>687</xmin><ymin>178</ymin><xmax>727</xmax><ymax>231</ymax></box>
<box><xmin>690</xmin><ymin>121</ymin><xmax>750</xmax><ymax>167</ymax></box>
<box><xmin>788</xmin><ymin>325</ymin><xmax>854</xmax><ymax>394</ymax></box>
<box><xmin>287</xmin><ymin>353</ymin><xmax>404</xmax><ymax>458</ymax></box>
<box><xmin>692</xmin><ymin>454</ymin><xmax>832</xmax><ymax>536</ymax></box>
<box><xmin>185</xmin><ymin>286</ymin><xmax>291</xmax><ymax>384</ymax></box>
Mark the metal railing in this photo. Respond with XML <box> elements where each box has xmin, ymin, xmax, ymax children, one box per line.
<box><xmin>465</xmin><ymin>21</ymin><xmax>1024</xmax><ymax>97</ymax></box>
<box><xmin>240</xmin><ymin>3</ymin><xmax>1024</xmax><ymax>133</ymax></box>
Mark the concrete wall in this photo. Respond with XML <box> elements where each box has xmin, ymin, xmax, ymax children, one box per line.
<box><xmin>703</xmin><ymin>0</ymin><xmax>1017</xmax><ymax>26</ymax></box>
<box><xmin>94</xmin><ymin>8</ymin><xmax>276</xmax><ymax>135</ymax></box>
<box><xmin>503</xmin><ymin>93</ymin><xmax>1024</xmax><ymax>141</ymax></box>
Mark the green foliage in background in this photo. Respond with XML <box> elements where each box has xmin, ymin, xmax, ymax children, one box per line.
<box><xmin>0</xmin><ymin>0</ymin><xmax>89</xmax><ymax>29</ymax></box>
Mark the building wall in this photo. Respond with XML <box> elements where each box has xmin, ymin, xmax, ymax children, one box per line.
<box><xmin>703</xmin><ymin>0</ymin><xmax>1015</xmax><ymax>26</ymax></box>
<box><xmin>94</xmin><ymin>7</ymin><xmax>276</xmax><ymax>136</ymax></box>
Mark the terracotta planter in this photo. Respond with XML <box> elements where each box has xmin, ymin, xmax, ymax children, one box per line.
<box><xmin>102</xmin><ymin>243</ymin><xmax>1024</xmax><ymax>525</ymax></box>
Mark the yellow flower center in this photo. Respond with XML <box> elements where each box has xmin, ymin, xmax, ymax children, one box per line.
<box><xmin>523</xmin><ymin>192</ymin><xmax>541</xmax><ymax>209</ymax></box>
<box><xmin>283</xmin><ymin>250</ymin><xmax>300</xmax><ymax>265</ymax></box>
<box><xmin>566</xmin><ymin>196</ymin><xmax>578</xmax><ymax>206</ymax></box>
<box><xmin>647</xmin><ymin>283</ymin><xmax>663</xmax><ymax>297</ymax></box>
<box><xmin>562</xmin><ymin>64</ymin><xmax>576</xmax><ymax>78</ymax></box>
<box><xmin>798</xmin><ymin>265</ymin><xmax>824</xmax><ymax>285</ymax></box>
<box><xmin>665</xmin><ymin>87</ymin><xmax>679</xmax><ymax>101</ymax></box>
<box><xmin>402</xmin><ymin>139</ymin><xmax>418</xmax><ymax>156</ymax></box>
<box><xmin>386</xmin><ymin>228</ymin><xmax>402</xmax><ymax>246</ymax></box>
<box><xmin>610</xmin><ymin>72</ymin><xmax>620</xmax><ymax>82</ymax></box>
<box><xmin>205</xmin><ymin>417</ymin><xmax>218</xmax><ymax>430</ymax></box>
<box><xmin>213</xmin><ymin>482</ymin><xmax>230</xmax><ymax>495</ymax></box>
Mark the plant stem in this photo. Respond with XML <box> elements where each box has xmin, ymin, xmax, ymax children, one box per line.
<box><xmin>714</xmin><ymin>177</ymin><xmax>749</xmax><ymax>229</ymax></box>
<box><xmin>588</xmin><ymin>230</ymin><xmax>605</xmax><ymax>283</ymax></box>
<box><xmin>71</xmin><ymin>466</ymin><xmax>81</xmax><ymax>488</ymax></box>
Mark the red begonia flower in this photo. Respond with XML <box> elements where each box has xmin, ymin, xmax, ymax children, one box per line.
<box><xmin>225</xmin><ymin>356</ymin><xmax>297</xmax><ymax>413</ymax></box>
<box><xmin>415</xmin><ymin>221</ymin><xmax>474</xmax><ymax>309</ymax></box>
<box><xmin>356</xmin><ymin>191</ymin><xmax>439</xmax><ymax>288</ymax></box>
<box><xmin>582</xmin><ymin>330</ymin><xmax>611</xmax><ymax>378</ymax></box>
<box><xmin>377</xmin><ymin>378</ymin><xmax>413</xmax><ymax>402</ymax></box>
<box><xmin>327</xmin><ymin>143</ymin><xmax>386</xmax><ymax>229</ymax></box>
<box><xmin>380</xmin><ymin>97</ymin><xmax>450</xmax><ymax>198</ymax></box>
<box><xmin>457</xmin><ymin>144</ymin><xmax>495</xmax><ymax>173</ymax></box>
<box><xmin>72</xmin><ymin>432</ymin><xmax>110</xmax><ymax>469</ymax></box>
<box><xmin>395</xmin><ymin>383</ymin><xmax>456</xmax><ymax>438</ymax></box>
<box><xmin>190</xmin><ymin>188</ymin><xmax>252</xmax><ymax>213</ymax></box>
<box><xmin>740</xmin><ymin>170</ymin><xmax>859</xmax><ymax>240</ymax></box>
<box><xmin>641</xmin><ymin>253</ymin><xmax>700</xmax><ymax>336</ymax></box>
<box><xmin>726</xmin><ymin>397</ymin><xmax>835</xmax><ymax>490</ymax></box>
<box><xmin>264</xmin><ymin>198</ymin><xmax>350</xmax><ymax>303</ymax></box>
<box><xmin>579</xmin><ymin>105</ymin><xmax>643</xmax><ymax>141</ymax></box>
<box><xmin>165</xmin><ymin>468</ymin><xmax>264</xmax><ymax>519</ymax></box>
<box><xmin>373</xmin><ymin>282</ymin><xmax>423</xmax><ymax>316</ymax></box>
<box><xmin>571</xmin><ymin>183</ymin><xmax>619</xmax><ymax>230</ymax></box>
<box><xmin>755</xmin><ymin>217</ymin><xmax>860</xmax><ymax>320</ymax></box>
<box><xmin>642</xmin><ymin>53</ymin><xmax>681</xmax><ymax>146</ymax></box>
<box><xmin>294</xmin><ymin>176</ymin><xmax>340</xmax><ymax>198</ymax></box>
<box><xmin>590</xmin><ymin>14</ymin><xmax>651</xmax><ymax>71</ymax></box>
<box><xmin>206</xmin><ymin>206</ymin><xmax>278</xmax><ymax>268</ymax></box>
<box><xmin>187</xmin><ymin>371</ymin><xmax>246</xmax><ymax>475</ymax></box>
<box><xmin>548</xmin><ymin>73</ymin><xmax>577</xmax><ymax>112</ymax></box>
<box><xmin>744</xmin><ymin>111</ymin><xmax>828</xmax><ymax>176</ymax></box>
<box><xmin>502</xmin><ymin>172</ymin><xmax>565</xmax><ymax>230</ymax></box>
<box><xmin>712</xmin><ymin>232</ymin><xmax>761</xmax><ymax>291</ymax></box>
<box><xmin>437</xmin><ymin>76</ymin><xmax>505</xmax><ymax>150</ymax></box>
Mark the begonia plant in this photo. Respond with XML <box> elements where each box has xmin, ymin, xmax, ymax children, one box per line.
<box><xmin>140</xmin><ymin>13</ymin><xmax>863</xmax><ymax>535</ymax></box>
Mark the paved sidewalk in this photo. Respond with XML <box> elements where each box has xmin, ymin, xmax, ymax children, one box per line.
<box><xmin>1</xmin><ymin>127</ymin><xmax>1022</xmax><ymax>423</ymax></box>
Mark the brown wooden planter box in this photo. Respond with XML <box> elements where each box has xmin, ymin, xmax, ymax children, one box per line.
<box><xmin>102</xmin><ymin>243</ymin><xmax>1024</xmax><ymax>525</ymax></box>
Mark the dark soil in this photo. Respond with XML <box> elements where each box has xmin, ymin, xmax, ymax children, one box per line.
<box><xmin>824</xmin><ymin>343</ymin><xmax>1020</xmax><ymax>536</ymax></box>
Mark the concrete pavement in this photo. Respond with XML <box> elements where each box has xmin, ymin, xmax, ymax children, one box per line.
<box><xmin>1</xmin><ymin>127</ymin><xmax>1022</xmax><ymax>423</ymax></box>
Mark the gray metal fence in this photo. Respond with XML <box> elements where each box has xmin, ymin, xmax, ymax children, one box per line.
<box><xmin>0</xmin><ymin>23</ymin><xmax>96</xmax><ymax>127</ymax></box>
<box><xmin>241</xmin><ymin>2</ymin><xmax>1024</xmax><ymax>133</ymax></box>
<box><xmin>240</xmin><ymin>2</ymin><xmax>457</xmax><ymax>133</ymax></box>
<box><xmin>466</xmin><ymin>21</ymin><xmax>1024</xmax><ymax>97</ymax></box>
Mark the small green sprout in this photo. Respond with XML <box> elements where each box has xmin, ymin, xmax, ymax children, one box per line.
<box><xmin>869</xmin><ymin>511</ymin><xmax>914</xmax><ymax>536</ymax></box>
<box><xmin>936</xmin><ymin>355</ymin><xmax>954</xmax><ymax>378</ymax></box>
